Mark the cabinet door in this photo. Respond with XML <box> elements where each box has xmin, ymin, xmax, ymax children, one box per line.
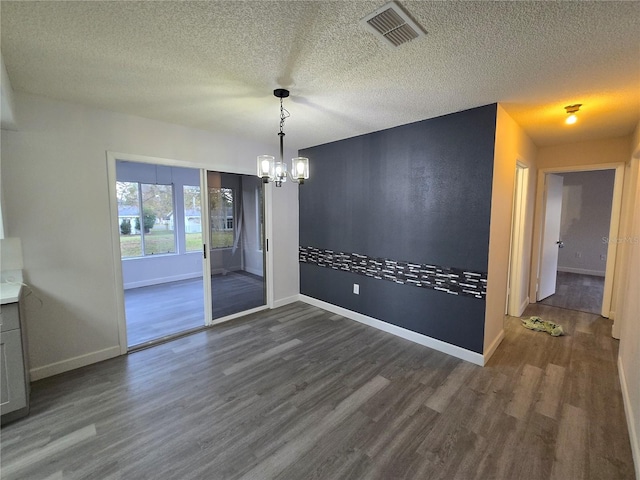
<box><xmin>0</xmin><ymin>329</ymin><xmax>27</xmax><ymax>415</ymax></box>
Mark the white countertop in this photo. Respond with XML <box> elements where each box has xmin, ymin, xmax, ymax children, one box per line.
<box><xmin>0</xmin><ymin>283</ymin><xmax>22</xmax><ymax>304</ymax></box>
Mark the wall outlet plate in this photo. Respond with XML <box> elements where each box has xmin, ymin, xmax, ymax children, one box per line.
<box><xmin>353</xmin><ymin>284</ymin><xmax>359</xmax><ymax>295</ymax></box>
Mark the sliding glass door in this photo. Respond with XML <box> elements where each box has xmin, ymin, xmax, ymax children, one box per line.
<box><xmin>113</xmin><ymin>159</ymin><xmax>268</xmax><ymax>349</ymax></box>
<box><xmin>207</xmin><ymin>171</ymin><xmax>266</xmax><ymax>319</ymax></box>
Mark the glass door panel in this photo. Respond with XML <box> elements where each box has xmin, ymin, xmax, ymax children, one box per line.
<box><xmin>207</xmin><ymin>172</ymin><xmax>265</xmax><ymax>319</ymax></box>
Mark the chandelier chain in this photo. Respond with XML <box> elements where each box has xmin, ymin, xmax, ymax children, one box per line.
<box><xmin>279</xmin><ymin>97</ymin><xmax>290</xmax><ymax>135</ymax></box>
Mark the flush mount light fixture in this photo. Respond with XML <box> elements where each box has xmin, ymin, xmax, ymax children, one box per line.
<box><xmin>564</xmin><ymin>104</ymin><xmax>582</xmax><ymax>125</ymax></box>
<box><xmin>257</xmin><ymin>89</ymin><xmax>309</xmax><ymax>187</ymax></box>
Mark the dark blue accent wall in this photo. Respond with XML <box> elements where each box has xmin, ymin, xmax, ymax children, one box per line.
<box><xmin>299</xmin><ymin>104</ymin><xmax>497</xmax><ymax>353</ymax></box>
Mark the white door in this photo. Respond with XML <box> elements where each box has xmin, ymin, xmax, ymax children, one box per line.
<box><xmin>538</xmin><ymin>173</ymin><xmax>564</xmax><ymax>300</ymax></box>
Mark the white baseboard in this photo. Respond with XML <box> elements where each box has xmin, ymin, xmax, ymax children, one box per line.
<box><xmin>611</xmin><ymin>311</ymin><xmax>621</xmax><ymax>339</ymax></box>
<box><xmin>618</xmin><ymin>356</ymin><xmax>640</xmax><ymax>480</ymax></box>
<box><xmin>483</xmin><ymin>329</ymin><xmax>505</xmax><ymax>365</ymax></box>
<box><xmin>299</xmin><ymin>295</ymin><xmax>484</xmax><ymax>366</ymax></box>
<box><xmin>557</xmin><ymin>267</ymin><xmax>605</xmax><ymax>277</ymax></box>
<box><xmin>30</xmin><ymin>345</ymin><xmax>121</xmax><ymax>381</ymax></box>
<box><xmin>124</xmin><ymin>272</ymin><xmax>203</xmax><ymax>290</ymax></box>
<box><xmin>272</xmin><ymin>295</ymin><xmax>300</xmax><ymax>309</ymax></box>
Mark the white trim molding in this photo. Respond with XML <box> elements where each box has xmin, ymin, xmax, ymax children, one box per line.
<box><xmin>483</xmin><ymin>329</ymin><xmax>505</xmax><ymax>364</ymax></box>
<box><xmin>272</xmin><ymin>295</ymin><xmax>300</xmax><ymax>309</ymax></box>
<box><xmin>618</xmin><ymin>356</ymin><xmax>640</xmax><ymax>480</ymax></box>
<box><xmin>299</xmin><ymin>295</ymin><xmax>486</xmax><ymax>366</ymax></box>
<box><xmin>30</xmin><ymin>346</ymin><xmax>121</xmax><ymax>381</ymax></box>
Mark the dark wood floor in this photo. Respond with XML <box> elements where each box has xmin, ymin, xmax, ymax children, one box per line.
<box><xmin>0</xmin><ymin>302</ymin><xmax>633</xmax><ymax>479</ymax></box>
<box><xmin>539</xmin><ymin>271</ymin><xmax>604</xmax><ymax>315</ymax></box>
<box><xmin>125</xmin><ymin>272</ymin><xmax>265</xmax><ymax>346</ymax></box>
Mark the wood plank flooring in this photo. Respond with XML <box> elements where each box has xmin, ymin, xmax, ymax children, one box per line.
<box><xmin>0</xmin><ymin>302</ymin><xmax>634</xmax><ymax>479</ymax></box>
<box><xmin>539</xmin><ymin>271</ymin><xmax>604</xmax><ymax>314</ymax></box>
<box><xmin>125</xmin><ymin>272</ymin><xmax>264</xmax><ymax>346</ymax></box>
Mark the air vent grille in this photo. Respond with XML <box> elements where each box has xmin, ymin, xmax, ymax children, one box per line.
<box><xmin>361</xmin><ymin>1</ymin><xmax>425</xmax><ymax>47</ymax></box>
<box><xmin>367</xmin><ymin>8</ymin><xmax>404</xmax><ymax>35</ymax></box>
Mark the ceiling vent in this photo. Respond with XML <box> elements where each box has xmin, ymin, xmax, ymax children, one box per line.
<box><xmin>360</xmin><ymin>1</ymin><xmax>426</xmax><ymax>47</ymax></box>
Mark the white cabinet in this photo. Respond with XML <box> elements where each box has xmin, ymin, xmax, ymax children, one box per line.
<box><xmin>0</xmin><ymin>300</ymin><xmax>30</xmax><ymax>423</ymax></box>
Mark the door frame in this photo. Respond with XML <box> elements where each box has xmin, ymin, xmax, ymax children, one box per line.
<box><xmin>507</xmin><ymin>161</ymin><xmax>529</xmax><ymax>316</ymax></box>
<box><xmin>106</xmin><ymin>151</ymin><xmax>273</xmax><ymax>354</ymax></box>
<box><xmin>530</xmin><ymin>162</ymin><xmax>625</xmax><ymax>318</ymax></box>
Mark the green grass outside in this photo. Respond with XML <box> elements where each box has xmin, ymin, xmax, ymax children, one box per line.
<box><xmin>120</xmin><ymin>230</ymin><xmax>232</xmax><ymax>258</ymax></box>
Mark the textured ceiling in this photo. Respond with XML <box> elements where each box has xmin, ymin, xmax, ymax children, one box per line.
<box><xmin>1</xmin><ymin>1</ymin><xmax>639</xmax><ymax>150</ymax></box>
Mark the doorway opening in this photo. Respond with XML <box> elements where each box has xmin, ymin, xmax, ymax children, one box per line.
<box><xmin>115</xmin><ymin>160</ymin><xmax>206</xmax><ymax>347</ymax></box>
<box><xmin>533</xmin><ymin>165</ymin><xmax>624</xmax><ymax>318</ymax></box>
<box><xmin>108</xmin><ymin>154</ymin><xmax>270</xmax><ymax>352</ymax></box>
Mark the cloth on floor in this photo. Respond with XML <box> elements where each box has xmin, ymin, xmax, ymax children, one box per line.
<box><xmin>521</xmin><ymin>316</ymin><xmax>564</xmax><ymax>336</ymax></box>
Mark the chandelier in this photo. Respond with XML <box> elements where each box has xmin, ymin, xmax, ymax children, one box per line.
<box><xmin>257</xmin><ymin>89</ymin><xmax>309</xmax><ymax>187</ymax></box>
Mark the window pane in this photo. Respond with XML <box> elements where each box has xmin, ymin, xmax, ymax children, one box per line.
<box><xmin>209</xmin><ymin>187</ymin><xmax>234</xmax><ymax>248</ymax></box>
<box><xmin>117</xmin><ymin>181</ymin><xmax>142</xmax><ymax>258</ymax></box>
<box><xmin>141</xmin><ymin>184</ymin><xmax>175</xmax><ymax>255</ymax></box>
<box><xmin>184</xmin><ymin>185</ymin><xmax>202</xmax><ymax>252</ymax></box>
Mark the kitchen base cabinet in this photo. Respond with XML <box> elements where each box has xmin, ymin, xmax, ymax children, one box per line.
<box><xmin>1</xmin><ymin>300</ymin><xmax>30</xmax><ymax>424</ymax></box>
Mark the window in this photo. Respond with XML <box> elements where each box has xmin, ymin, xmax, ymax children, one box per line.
<box><xmin>183</xmin><ymin>185</ymin><xmax>202</xmax><ymax>252</ymax></box>
<box><xmin>209</xmin><ymin>187</ymin><xmax>234</xmax><ymax>248</ymax></box>
<box><xmin>117</xmin><ymin>181</ymin><xmax>175</xmax><ymax>258</ymax></box>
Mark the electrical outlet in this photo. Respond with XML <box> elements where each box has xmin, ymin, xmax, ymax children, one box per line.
<box><xmin>353</xmin><ymin>283</ymin><xmax>359</xmax><ymax>295</ymax></box>
<box><xmin>575</xmin><ymin>252</ymin><xmax>582</xmax><ymax>258</ymax></box>
<box><xmin>600</xmin><ymin>254</ymin><xmax>607</xmax><ymax>261</ymax></box>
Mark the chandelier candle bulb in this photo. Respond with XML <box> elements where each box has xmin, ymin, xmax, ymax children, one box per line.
<box><xmin>293</xmin><ymin>157</ymin><xmax>309</xmax><ymax>181</ymax></box>
<box><xmin>257</xmin><ymin>155</ymin><xmax>274</xmax><ymax>182</ymax></box>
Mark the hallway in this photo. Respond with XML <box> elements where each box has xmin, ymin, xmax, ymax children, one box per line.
<box><xmin>539</xmin><ymin>272</ymin><xmax>604</xmax><ymax>315</ymax></box>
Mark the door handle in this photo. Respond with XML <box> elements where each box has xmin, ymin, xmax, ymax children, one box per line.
<box><xmin>556</xmin><ymin>240</ymin><xmax>564</xmax><ymax>248</ymax></box>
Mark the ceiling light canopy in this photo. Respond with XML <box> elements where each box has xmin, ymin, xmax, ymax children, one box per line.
<box><xmin>257</xmin><ymin>89</ymin><xmax>309</xmax><ymax>187</ymax></box>
<box><xmin>564</xmin><ymin>104</ymin><xmax>582</xmax><ymax>125</ymax></box>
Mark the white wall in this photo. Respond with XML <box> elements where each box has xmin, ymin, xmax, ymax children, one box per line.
<box><xmin>1</xmin><ymin>92</ymin><xmax>300</xmax><ymax>380</ymax></box>
<box><xmin>616</xmin><ymin>122</ymin><xmax>640</xmax><ymax>478</ymax></box>
<box><xmin>484</xmin><ymin>105</ymin><xmax>537</xmax><ymax>359</ymax></box>
<box><xmin>557</xmin><ymin>170</ymin><xmax>615</xmax><ymax>276</ymax></box>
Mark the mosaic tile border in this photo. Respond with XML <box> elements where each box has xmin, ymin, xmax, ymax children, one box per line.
<box><xmin>299</xmin><ymin>246</ymin><xmax>487</xmax><ymax>300</ymax></box>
